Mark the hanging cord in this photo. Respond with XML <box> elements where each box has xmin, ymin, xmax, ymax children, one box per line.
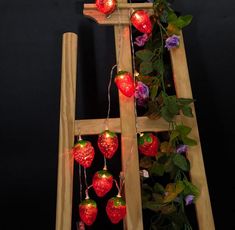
<box><xmin>103</xmin><ymin>156</ymin><xmax>107</xmax><ymax>170</ymax></box>
<box><xmin>83</xmin><ymin>168</ymin><xmax>93</xmax><ymax>199</ymax></box>
<box><xmin>114</xmin><ymin>171</ymin><xmax>125</xmax><ymax>197</ymax></box>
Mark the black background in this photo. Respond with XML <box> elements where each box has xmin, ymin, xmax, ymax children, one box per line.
<box><xmin>0</xmin><ymin>0</ymin><xmax>234</xmax><ymax>229</ymax></box>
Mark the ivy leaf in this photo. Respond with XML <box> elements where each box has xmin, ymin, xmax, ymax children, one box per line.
<box><xmin>153</xmin><ymin>183</ymin><xmax>165</xmax><ymax>194</ymax></box>
<box><xmin>161</xmin><ymin>106</ymin><xmax>175</xmax><ymax>122</ymax></box>
<box><xmin>183</xmin><ymin>180</ymin><xmax>200</xmax><ymax>198</ymax></box>
<box><xmin>175</xmin><ymin>15</ymin><xmax>193</xmax><ymax>29</ymax></box>
<box><xmin>144</xmin><ymin>201</ymin><xmax>162</xmax><ymax>212</ymax></box>
<box><xmin>167</xmin><ymin>11</ymin><xmax>178</xmax><ymax>23</ymax></box>
<box><xmin>150</xmin><ymin>85</ymin><xmax>158</xmax><ymax>101</ymax></box>
<box><xmin>166</xmin><ymin>96</ymin><xmax>179</xmax><ymax>114</ymax></box>
<box><xmin>175</xmin><ymin>180</ymin><xmax>185</xmax><ymax>194</ymax></box>
<box><xmin>177</xmin><ymin>98</ymin><xmax>194</xmax><ymax>105</ymax></box>
<box><xmin>181</xmin><ymin>136</ymin><xmax>197</xmax><ymax>146</ymax></box>
<box><xmin>153</xmin><ymin>59</ymin><xmax>164</xmax><ymax>74</ymax></box>
<box><xmin>136</xmin><ymin>49</ymin><xmax>154</xmax><ymax>61</ymax></box>
<box><xmin>150</xmin><ymin>162</ymin><xmax>165</xmax><ymax>176</ymax></box>
<box><xmin>140</xmin><ymin>61</ymin><xmax>153</xmax><ymax>75</ymax></box>
<box><xmin>172</xmin><ymin>154</ymin><xmax>189</xmax><ymax>171</ymax></box>
<box><xmin>169</xmin><ymin>130</ymin><xmax>180</xmax><ymax>143</ymax></box>
<box><xmin>181</xmin><ymin>105</ymin><xmax>193</xmax><ymax>117</ymax></box>
<box><xmin>164</xmin><ymin>157</ymin><xmax>175</xmax><ymax>173</ymax></box>
<box><xmin>176</xmin><ymin>124</ymin><xmax>192</xmax><ymax>136</ymax></box>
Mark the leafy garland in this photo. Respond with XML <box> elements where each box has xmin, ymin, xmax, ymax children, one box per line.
<box><xmin>133</xmin><ymin>0</ymin><xmax>200</xmax><ymax>229</ymax></box>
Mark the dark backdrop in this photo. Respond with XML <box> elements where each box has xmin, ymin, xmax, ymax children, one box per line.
<box><xmin>0</xmin><ymin>0</ymin><xmax>234</xmax><ymax>229</ymax></box>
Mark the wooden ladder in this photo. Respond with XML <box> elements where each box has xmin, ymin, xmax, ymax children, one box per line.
<box><xmin>55</xmin><ymin>2</ymin><xmax>215</xmax><ymax>230</ymax></box>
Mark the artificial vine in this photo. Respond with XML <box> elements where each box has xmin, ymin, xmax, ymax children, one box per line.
<box><xmin>133</xmin><ymin>0</ymin><xmax>200</xmax><ymax>229</ymax></box>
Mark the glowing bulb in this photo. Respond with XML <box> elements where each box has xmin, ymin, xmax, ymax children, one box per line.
<box><xmin>131</xmin><ymin>10</ymin><xmax>152</xmax><ymax>34</ymax></box>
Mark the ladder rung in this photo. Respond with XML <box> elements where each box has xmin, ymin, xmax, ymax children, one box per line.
<box><xmin>74</xmin><ymin>115</ymin><xmax>182</xmax><ymax>135</ymax></box>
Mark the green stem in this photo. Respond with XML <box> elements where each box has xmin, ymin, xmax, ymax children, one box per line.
<box><xmin>158</xmin><ymin>21</ymin><xmax>166</xmax><ymax>93</ymax></box>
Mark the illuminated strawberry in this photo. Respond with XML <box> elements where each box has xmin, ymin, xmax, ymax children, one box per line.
<box><xmin>138</xmin><ymin>133</ymin><xmax>159</xmax><ymax>156</ymax></box>
<box><xmin>92</xmin><ymin>170</ymin><xmax>113</xmax><ymax>197</ymax></box>
<box><xmin>79</xmin><ymin>199</ymin><xmax>98</xmax><ymax>226</ymax></box>
<box><xmin>96</xmin><ymin>0</ymin><xmax>116</xmax><ymax>15</ymax></box>
<box><xmin>72</xmin><ymin>140</ymin><xmax>95</xmax><ymax>168</ymax></box>
<box><xmin>106</xmin><ymin>196</ymin><xmax>126</xmax><ymax>224</ymax></box>
<box><xmin>114</xmin><ymin>71</ymin><xmax>135</xmax><ymax>97</ymax></box>
<box><xmin>97</xmin><ymin>130</ymin><xmax>118</xmax><ymax>159</ymax></box>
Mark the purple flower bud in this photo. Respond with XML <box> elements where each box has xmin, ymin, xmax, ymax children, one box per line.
<box><xmin>176</xmin><ymin>144</ymin><xmax>188</xmax><ymax>153</ymax></box>
<box><xmin>134</xmin><ymin>33</ymin><xmax>149</xmax><ymax>47</ymax></box>
<box><xmin>165</xmin><ymin>35</ymin><xmax>180</xmax><ymax>50</ymax></box>
<box><xmin>185</xmin><ymin>195</ymin><xmax>194</xmax><ymax>205</ymax></box>
<box><xmin>135</xmin><ymin>81</ymin><xmax>149</xmax><ymax>106</ymax></box>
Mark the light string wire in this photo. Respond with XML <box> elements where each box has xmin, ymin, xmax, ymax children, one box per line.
<box><xmin>103</xmin><ymin>4</ymin><xmax>123</xmax><ymax>170</ymax></box>
<box><xmin>104</xmin><ymin>4</ymin><xmax>122</xmax><ymax>130</ymax></box>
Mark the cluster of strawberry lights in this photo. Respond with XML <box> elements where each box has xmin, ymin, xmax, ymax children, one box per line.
<box><xmin>71</xmin><ymin>131</ymin><xmax>127</xmax><ymax>226</ymax></box>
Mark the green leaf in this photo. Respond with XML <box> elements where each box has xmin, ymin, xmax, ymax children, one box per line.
<box><xmin>169</xmin><ymin>130</ymin><xmax>180</xmax><ymax>143</ymax></box>
<box><xmin>176</xmin><ymin>124</ymin><xmax>192</xmax><ymax>136</ymax></box>
<box><xmin>167</xmin><ymin>11</ymin><xmax>178</xmax><ymax>23</ymax></box>
<box><xmin>166</xmin><ymin>96</ymin><xmax>179</xmax><ymax>115</ymax></box>
<box><xmin>177</xmin><ymin>98</ymin><xmax>194</xmax><ymax>105</ymax></box>
<box><xmin>181</xmin><ymin>136</ymin><xmax>197</xmax><ymax>146</ymax></box>
<box><xmin>181</xmin><ymin>105</ymin><xmax>193</xmax><ymax>117</ymax></box>
<box><xmin>161</xmin><ymin>106</ymin><xmax>174</xmax><ymax>122</ymax></box>
<box><xmin>172</xmin><ymin>154</ymin><xmax>189</xmax><ymax>171</ymax></box>
<box><xmin>183</xmin><ymin>180</ymin><xmax>200</xmax><ymax>198</ymax></box>
<box><xmin>164</xmin><ymin>158</ymin><xmax>175</xmax><ymax>173</ymax></box>
<box><xmin>150</xmin><ymin>85</ymin><xmax>158</xmax><ymax>101</ymax></box>
<box><xmin>140</xmin><ymin>61</ymin><xmax>153</xmax><ymax>75</ymax></box>
<box><xmin>144</xmin><ymin>201</ymin><xmax>162</xmax><ymax>212</ymax></box>
<box><xmin>150</xmin><ymin>162</ymin><xmax>165</xmax><ymax>176</ymax></box>
<box><xmin>175</xmin><ymin>180</ymin><xmax>185</xmax><ymax>194</ymax></box>
<box><xmin>175</xmin><ymin>15</ymin><xmax>193</xmax><ymax>29</ymax></box>
<box><xmin>136</xmin><ymin>49</ymin><xmax>154</xmax><ymax>61</ymax></box>
<box><xmin>153</xmin><ymin>183</ymin><xmax>165</xmax><ymax>194</ymax></box>
<box><xmin>153</xmin><ymin>59</ymin><xmax>164</xmax><ymax>74</ymax></box>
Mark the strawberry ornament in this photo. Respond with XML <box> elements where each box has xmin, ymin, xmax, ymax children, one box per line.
<box><xmin>106</xmin><ymin>196</ymin><xmax>126</xmax><ymax>224</ymax></box>
<box><xmin>114</xmin><ymin>71</ymin><xmax>135</xmax><ymax>97</ymax></box>
<box><xmin>138</xmin><ymin>133</ymin><xmax>159</xmax><ymax>157</ymax></box>
<box><xmin>92</xmin><ymin>169</ymin><xmax>113</xmax><ymax>197</ymax></box>
<box><xmin>79</xmin><ymin>198</ymin><xmax>98</xmax><ymax>226</ymax></box>
<box><xmin>98</xmin><ymin>130</ymin><xmax>118</xmax><ymax>159</ymax></box>
<box><xmin>72</xmin><ymin>139</ymin><xmax>95</xmax><ymax>168</ymax></box>
<box><xmin>96</xmin><ymin>0</ymin><xmax>116</xmax><ymax>15</ymax></box>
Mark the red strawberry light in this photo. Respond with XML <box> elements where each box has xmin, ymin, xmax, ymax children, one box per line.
<box><xmin>92</xmin><ymin>170</ymin><xmax>113</xmax><ymax>197</ymax></box>
<box><xmin>114</xmin><ymin>71</ymin><xmax>135</xmax><ymax>97</ymax></box>
<box><xmin>131</xmin><ymin>10</ymin><xmax>152</xmax><ymax>34</ymax></box>
<box><xmin>106</xmin><ymin>196</ymin><xmax>126</xmax><ymax>224</ymax></box>
<box><xmin>79</xmin><ymin>199</ymin><xmax>98</xmax><ymax>226</ymax></box>
<box><xmin>96</xmin><ymin>0</ymin><xmax>116</xmax><ymax>15</ymax></box>
<box><xmin>138</xmin><ymin>133</ymin><xmax>159</xmax><ymax>157</ymax></box>
<box><xmin>72</xmin><ymin>140</ymin><xmax>95</xmax><ymax>168</ymax></box>
<box><xmin>98</xmin><ymin>130</ymin><xmax>118</xmax><ymax>159</ymax></box>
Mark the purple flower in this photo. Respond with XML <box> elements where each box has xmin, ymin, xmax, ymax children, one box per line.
<box><xmin>185</xmin><ymin>195</ymin><xmax>194</xmax><ymax>205</ymax></box>
<box><xmin>135</xmin><ymin>81</ymin><xmax>149</xmax><ymax>106</ymax></box>
<box><xmin>176</xmin><ymin>144</ymin><xmax>188</xmax><ymax>153</ymax></box>
<box><xmin>165</xmin><ymin>35</ymin><xmax>180</xmax><ymax>50</ymax></box>
<box><xmin>134</xmin><ymin>33</ymin><xmax>149</xmax><ymax>47</ymax></box>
